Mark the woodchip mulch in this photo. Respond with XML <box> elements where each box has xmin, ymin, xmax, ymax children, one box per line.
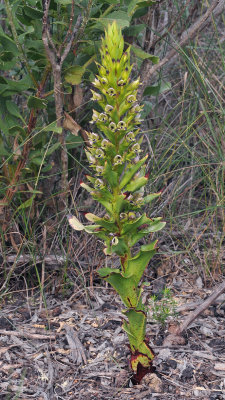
<box><xmin>0</xmin><ymin>275</ymin><xmax>225</xmax><ymax>400</ymax></box>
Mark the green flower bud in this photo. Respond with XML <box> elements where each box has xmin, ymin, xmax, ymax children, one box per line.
<box><xmin>91</xmin><ymin>90</ymin><xmax>102</xmax><ymax>101</ymax></box>
<box><xmin>101</xmin><ymin>77</ymin><xmax>108</xmax><ymax>85</ymax></box>
<box><xmin>135</xmin><ymin>113</ymin><xmax>143</xmax><ymax>123</ymax></box>
<box><xmin>101</xmin><ymin>139</ymin><xmax>110</xmax><ymax>149</ymax></box>
<box><xmin>118</xmin><ymin>79</ymin><xmax>126</xmax><ymax>86</ymax></box>
<box><xmin>96</xmin><ymin>165</ymin><xmax>104</xmax><ymax>174</ymax></box>
<box><xmin>109</xmin><ymin>122</ymin><xmax>116</xmax><ymax>131</ymax></box>
<box><xmin>127</xmin><ymin>94</ymin><xmax>136</xmax><ymax>103</ymax></box>
<box><xmin>88</xmin><ymin>132</ymin><xmax>99</xmax><ymax>143</ymax></box>
<box><xmin>93</xmin><ymin>78</ymin><xmax>101</xmax><ymax>88</ymax></box>
<box><xmin>95</xmin><ymin>148</ymin><xmax>104</xmax><ymax>158</ymax></box>
<box><xmin>107</xmin><ymin>87</ymin><xmax>116</xmax><ymax>96</ymax></box>
<box><xmin>94</xmin><ymin>178</ymin><xmax>104</xmax><ymax>189</ymax></box>
<box><xmin>120</xmin><ymin>212</ymin><xmax>127</xmax><ymax>220</ymax></box>
<box><xmin>117</xmin><ymin>121</ymin><xmax>126</xmax><ymax>130</ymax></box>
<box><xmin>89</xmin><ymin>155</ymin><xmax>96</xmax><ymax>164</ymax></box>
<box><xmin>131</xmin><ymin>105</ymin><xmax>142</xmax><ymax>113</ymax></box>
<box><xmin>128</xmin><ymin>212</ymin><xmax>136</xmax><ymax>220</ymax></box>
<box><xmin>105</xmin><ymin>104</ymin><xmax>114</xmax><ymax>112</ymax></box>
<box><xmin>135</xmin><ymin>194</ymin><xmax>144</xmax><ymax>206</ymax></box>
<box><xmin>113</xmin><ymin>155</ymin><xmax>123</xmax><ymax>165</ymax></box>
<box><xmin>91</xmin><ymin>110</ymin><xmax>99</xmax><ymax>123</ymax></box>
<box><xmin>126</xmin><ymin>131</ymin><xmax>135</xmax><ymax>141</ymax></box>
<box><xmin>132</xmin><ymin>143</ymin><xmax>141</xmax><ymax>153</ymax></box>
<box><xmin>99</xmin><ymin>113</ymin><xmax>108</xmax><ymax>122</ymax></box>
<box><xmin>129</xmin><ymin>79</ymin><xmax>140</xmax><ymax>90</ymax></box>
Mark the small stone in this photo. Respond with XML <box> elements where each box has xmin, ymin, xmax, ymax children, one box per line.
<box><xmin>196</xmin><ymin>276</ymin><xmax>203</xmax><ymax>289</ymax></box>
<box><xmin>142</xmin><ymin>373</ymin><xmax>163</xmax><ymax>392</ymax></box>
<box><xmin>214</xmin><ymin>363</ymin><xmax>225</xmax><ymax>371</ymax></box>
<box><xmin>200</xmin><ymin>326</ymin><xmax>214</xmax><ymax>337</ymax></box>
<box><xmin>158</xmin><ymin>348</ymin><xmax>171</xmax><ymax>360</ymax></box>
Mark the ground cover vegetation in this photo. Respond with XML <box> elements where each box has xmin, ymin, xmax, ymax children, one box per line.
<box><xmin>0</xmin><ymin>0</ymin><xmax>224</xmax><ymax>398</ymax></box>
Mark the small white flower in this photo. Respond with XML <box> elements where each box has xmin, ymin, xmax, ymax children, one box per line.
<box><xmin>111</xmin><ymin>236</ymin><xmax>119</xmax><ymax>246</ymax></box>
<box><xmin>109</xmin><ymin>122</ymin><xmax>116</xmax><ymax>131</ymax></box>
<box><xmin>91</xmin><ymin>111</ymin><xmax>99</xmax><ymax>123</ymax></box>
<box><xmin>101</xmin><ymin>139</ymin><xmax>110</xmax><ymax>149</ymax></box>
<box><xmin>96</xmin><ymin>165</ymin><xmax>104</xmax><ymax>174</ymax></box>
<box><xmin>131</xmin><ymin>105</ymin><xmax>141</xmax><ymax>113</ymax></box>
<box><xmin>94</xmin><ymin>178</ymin><xmax>104</xmax><ymax>189</ymax></box>
<box><xmin>117</xmin><ymin>121</ymin><xmax>126</xmax><ymax>130</ymax></box>
<box><xmin>127</xmin><ymin>94</ymin><xmax>136</xmax><ymax>103</ymax></box>
<box><xmin>89</xmin><ymin>155</ymin><xmax>96</xmax><ymax>164</ymax></box>
<box><xmin>93</xmin><ymin>78</ymin><xmax>101</xmax><ymax>88</ymax></box>
<box><xmin>99</xmin><ymin>113</ymin><xmax>108</xmax><ymax>122</ymax></box>
<box><xmin>132</xmin><ymin>143</ymin><xmax>141</xmax><ymax>153</ymax></box>
<box><xmin>105</xmin><ymin>104</ymin><xmax>114</xmax><ymax>112</ymax></box>
<box><xmin>101</xmin><ymin>77</ymin><xmax>108</xmax><ymax>85</ymax></box>
<box><xmin>118</xmin><ymin>79</ymin><xmax>126</xmax><ymax>86</ymax></box>
<box><xmin>89</xmin><ymin>132</ymin><xmax>99</xmax><ymax>143</ymax></box>
<box><xmin>113</xmin><ymin>155</ymin><xmax>123</xmax><ymax>165</ymax></box>
<box><xmin>95</xmin><ymin>149</ymin><xmax>104</xmax><ymax>158</ymax></box>
<box><xmin>107</xmin><ymin>87</ymin><xmax>116</xmax><ymax>96</ymax></box>
<box><xmin>126</xmin><ymin>131</ymin><xmax>135</xmax><ymax>141</ymax></box>
<box><xmin>91</xmin><ymin>91</ymin><xmax>102</xmax><ymax>101</ymax></box>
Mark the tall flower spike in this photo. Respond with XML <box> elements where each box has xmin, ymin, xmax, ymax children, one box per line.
<box><xmin>68</xmin><ymin>21</ymin><xmax>165</xmax><ymax>384</ymax></box>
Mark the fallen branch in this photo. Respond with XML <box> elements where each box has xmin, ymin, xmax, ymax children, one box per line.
<box><xmin>0</xmin><ymin>329</ymin><xmax>55</xmax><ymax>340</ymax></box>
<box><xmin>179</xmin><ymin>279</ymin><xmax>225</xmax><ymax>334</ymax></box>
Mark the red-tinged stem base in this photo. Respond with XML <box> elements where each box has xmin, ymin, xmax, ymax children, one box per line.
<box><xmin>131</xmin><ymin>362</ymin><xmax>156</xmax><ymax>385</ymax></box>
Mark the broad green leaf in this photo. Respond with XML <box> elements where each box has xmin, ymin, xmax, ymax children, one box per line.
<box><xmin>143</xmin><ymin>192</ymin><xmax>161</xmax><ymax>203</ymax></box>
<box><xmin>85</xmin><ymin>213</ymin><xmax>117</xmax><ymax>232</ymax></box>
<box><xmin>96</xmin><ymin>11</ymin><xmax>130</xmax><ymax>30</ymax></box>
<box><xmin>98</xmin><ymin>268</ymin><xmax>139</xmax><ymax>308</ymax></box>
<box><xmin>119</xmin><ymin>155</ymin><xmax>148</xmax><ymax>189</ymax></box>
<box><xmin>112</xmin><ymin>237</ymin><xmax>129</xmax><ymax>256</ymax></box>
<box><xmin>0</xmin><ymin>51</ymin><xmax>14</xmax><ymax>61</ymax></box>
<box><xmin>64</xmin><ymin>65</ymin><xmax>85</xmax><ymax>85</ymax></box>
<box><xmin>24</xmin><ymin>5</ymin><xmax>43</xmax><ymax>19</ymax></box>
<box><xmin>123</xmin><ymin>308</ymin><xmax>146</xmax><ymax>345</ymax></box>
<box><xmin>8</xmin><ymin>125</ymin><xmax>26</xmax><ymax>136</ymax></box>
<box><xmin>141</xmin><ymin>220</ymin><xmax>166</xmax><ymax>233</ymax></box>
<box><xmin>46</xmin><ymin>142</ymin><xmax>61</xmax><ymax>156</ymax></box>
<box><xmin>124</xmin><ymin>240</ymin><xmax>158</xmax><ymax>286</ymax></box>
<box><xmin>0</xmin><ymin>30</ymin><xmax>18</xmax><ymax>53</ymax></box>
<box><xmin>128</xmin><ymin>0</ymin><xmax>155</xmax><ymax>16</ymax></box>
<box><xmin>125</xmin><ymin>176</ymin><xmax>148</xmax><ymax>192</ymax></box>
<box><xmin>31</xmin><ymin>157</ymin><xmax>43</xmax><ymax>165</ymax></box>
<box><xmin>131</xmin><ymin>45</ymin><xmax>159</xmax><ymax>64</ymax></box>
<box><xmin>43</xmin><ymin>122</ymin><xmax>62</xmax><ymax>134</ymax></box>
<box><xmin>103</xmin><ymin>162</ymin><xmax>118</xmax><ymax>188</ymax></box>
<box><xmin>124</xmin><ymin>24</ymin><xmax>146</xmax><ymax>36</ymax></box>
<box><xmin>0</xmin><ymin>141</ymin><xmax>9</xmax><ymax>156</ymax></box>
<box><xmin>6</xmin><ymin>101</ymin><xmax>25</xmax><ymax>122</ymax></box>
<box><xmin>121</xmin><ymin>214</ymin><xmax>149</xmax><ymax>235</ymax></box>
<box><xmin>28</xmin><ymin>96</ymin><xmax>47</xmax><ymax>110</ymax></box>
<box><xmin>143</xmin><ymin>81</ymin><xmax>171</xmax><ymax>96</ymax></box>
<box><xmin>66</xmin><ymin>133</ymin><xmax>83</xmax><ymax>149</ymax></box>
<box><xmin>56</xmin><ymin>0</ymin><xmax>72</xmax><ymax>4</ymax></box>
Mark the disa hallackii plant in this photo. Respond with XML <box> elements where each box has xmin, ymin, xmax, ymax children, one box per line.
<box><xmin>68</xmin><ymin>22</ymin><xmax>165</xmax><ymax>383</ymax></box>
